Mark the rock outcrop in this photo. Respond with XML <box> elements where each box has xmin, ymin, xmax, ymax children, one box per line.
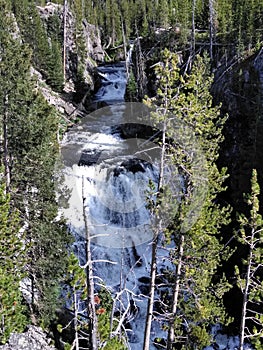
<box><xmin>37</xmin><ymin>2</ymin><xmax>104</xmax><ymax>93</ymax></box>
<box><xmin>213</xmin><ymin>49</ymin><xmax>263</xmax><ymax>209</ymax></box>
<box><xmin>0</xmin><ymin>326</ymin><xmax>55</xmax><ymax>350</ymax></box>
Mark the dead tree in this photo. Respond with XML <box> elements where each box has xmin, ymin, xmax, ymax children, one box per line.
<box><xmin>3</xmin><ymin>94</ymin><xmax>10</xmax><ymax>193</ymax></box>
<box><xmin>209</xmin><ymin>0</ymin><xmax>216</xmax><ymax>61</ymax></box>
<box><xmin>135</xmin><ymin>23</ymin><xmax>147</xmax><ymax>100</ymax></box>
<box><xmin>143</xmin><ymin>109</ymin><xmax>167</xmax><ymax>350</ymax></box>
<box><xmin>166</xmin><ymin>235</ymin><xmax>185</xmax><ymax>350</ymax></box>
<box><xmin>63</xmin><ymin>0</ymin><xmax>68</xmax><ymax>83</ymax></box>
<box><xmin>236</xmin><ymin>170</ymin><xmax>263</xmax><ymax>350</ymax></box>
<box><xmin>82</xmin><ymin>176</ymin><xmax>98</xmax><ymax>350</ymax></box>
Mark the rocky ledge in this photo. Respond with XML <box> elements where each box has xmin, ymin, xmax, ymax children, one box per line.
<box><xmin>0</xmin><ymin>326</ymin><xmax>55</xmax><ymax>350</ymax></box>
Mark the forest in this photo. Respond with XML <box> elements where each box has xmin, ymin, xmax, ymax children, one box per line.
<box><xmin>0</xmin><ymin>1</ymin><xmax>262</xmax><ymax>350</ymax></box>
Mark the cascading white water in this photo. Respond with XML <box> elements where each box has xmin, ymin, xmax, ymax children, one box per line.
<box><xmin>95</xmin><ymin>63</ymin><xmax>127</xmax><ymax>102</ymax></box>
<box><xmin>59</xmin><ymin>51</ymin><xmax>253</xmax><ymax>350</ymax></box>
<box><xmin>59</xmin><ymin>56</ymin><xmax>171</xmax><ymax>349</ymax></box>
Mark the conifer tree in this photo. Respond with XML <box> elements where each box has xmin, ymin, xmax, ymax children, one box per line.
<box><xmin>61</xmin><ymin>252</ymin><xmax>89</xmax><ymax>349</ymax></box>
<box><xmin>46</xmin><ymin>38</ymin><xmax>64</xmax><ymax>92</ymax></box>
<box><xmin>12</xmin><ymin>0</ymin><xmax>50</xmax><ymax>74</ymax></box>
<box><xmin>143</xmin><ymin>49</ymin><xmax>232</xmax><ymax>349</ymax></box>
<box><xmin>0</xmin><ymin>179</ymin><xmax>28</xmax><ymax>344</ymax></box>
<box><xmin>235</xmin><ymin>169</ymin><xmax>263</xmax><ymax>350</ymax></box>
<box><xmin>0</xmin><ymin>0</ymin><xmax>71</xmax><ymax>326</ymax></box>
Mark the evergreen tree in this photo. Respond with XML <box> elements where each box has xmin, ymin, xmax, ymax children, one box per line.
<box><xmin>0</xmin><ymin>179</ymin><xmax>28</xmax><ymax>344</ymax></box>
<box><xmin>61</xmin><ymin>252</ymin><xmax>89</xmax><ymax>349</ymax></box>
<box><xmin>105</xmin><ymin>0</ymin><xmax>122</xmax><ymax>46</ymax></box>
<box><xmin>0</xmin><ymin>0</ymin><xmax>71</xmax><ymax>326</ymax></box>
<box><xmin>143</xmin><ymin>49</ymin><xmax>232</xmax><ymax>349</ymax></box>
<box><xmin>217</xmin><ymin>0</ymin><xmax>233</xmax><ymax>45</ymax></box>
<box><xmin>157</xmin><ymin>0</ymin><xmax>170</xmax><ymax>28</ymax></box>
<box><xmin>46</xmin><ymin>38</ymin><xmax>64</xmax><ymax>91</ymax></box>
<box><xmin>12</xmin><ymin>0</ymin><xmax>50</xmax><ymax>74</ymax></box>
<box><xmin>235</xmin><ymin>169</ymin><xmax>263</xmax><ymax>350</ymax></box>
<box><xmin>9</xmin><ymin>92</ymin><xmax>72</xmax><ymax>325</ymax></box>
<box><xmin>12</xmin><ymin>0</ymin><xmax>64</xmax><ymax>90</ymax></box>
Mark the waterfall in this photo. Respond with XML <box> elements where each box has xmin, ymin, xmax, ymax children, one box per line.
<box><xmin>94</xmin><ymin>43</ymin><xmax>134</xmax><ymax>103</ymax></box>
<box><xmin>94</xmin><ymin>63</ymin><xmax>127</xmax><ymax>102</ymax></box>
<box><xmin>58</xmin><ymin>47</ymin><xmax>170</xmax><ymax>348</ymax></box>
<box><xmin>57</xmin><ymin>46</ymin><xmax>252</xmax><ymax>350</ymax></box>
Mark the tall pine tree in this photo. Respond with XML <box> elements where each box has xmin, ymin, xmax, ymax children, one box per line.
<box><xmin>143</xmin><ymin>49</ymin><xmax>232</xmax><ymax>349</ymax></box>
<box><xmin>235</xmin><ymin>169</ymin><xmax>263</xmax><ymax>350</ymax></box>
<box><xmin>0</xmin><ymin>179</ymin><xmax>27</xmax><ymax>344</ymax></box>
<box><xmin>0</xmin><ymin>0</ymin><xmax>71</xmax><ymax>326</ymax></box>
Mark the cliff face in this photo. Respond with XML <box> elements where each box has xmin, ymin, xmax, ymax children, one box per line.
<box><xmin>213</xmin><ymin>49</ymin><xmax>263</xmax><ymax>210</ymax></box>
<box><xmin>29</xmin><ymin>2</ymin><xmax>106</xmax><ymax>121</ymax></box>
<box><xmin>37</xmin><ymin>2</ymin><xmax>104</xmax><ymax>93</ymax></box>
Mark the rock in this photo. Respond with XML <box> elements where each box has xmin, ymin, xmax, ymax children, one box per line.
<box><xmin>37</xmin><ymin>2</ymin><xmax>105</xmax><ymax>92</ymax></box>
<box><xmin>78</xmin><ymin>150</ymin><xmax>102</xmax><ymax>166</ymax></box>
<box><xmin>138</xmin><ymin>276</ymin><xmax>151</xmax><ymax>284</ymax></box>
<box><xmin>213</xmin><ymin>49</ymin><xmax>263</xmax><ymax>210</ymax></box>
<box><xmin>0</xmin><ymin>326</ymin><xmax>55</xmax><ymax>350</ymax></box>
<box><xmin>36</xmin><ymin>83</ymin><xmax>76</xmax><ymax>119</ymax></box>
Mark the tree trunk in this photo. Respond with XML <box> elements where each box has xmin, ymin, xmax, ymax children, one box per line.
<box><xmin>135</xmin><ymin>22</ymin><xmax>146</xmax><ymax>99</ymax></box>
<box><xmin>3</xmin><ymin>94</ymin><xmax>10</xmax><ymax>193</ymax></box>
<box><xmin>143</xmin><ymin>120</ymin><xmax>166</xmax><ymax>350</ymax></box>
<box><xmin>121</xmin><ymin>19</ymin><xmax>129</xmax><ymax>78</ymax></box>
<box><xmin>118</xmin><ymin>0</ymin><xmax>129</xmax><ymax>78</ymax></box>
<box><xmin>63</xmin><ymin>0</ymin><xmax>67</xmax><ymax>83</ymax></box>
<box><xmin>191</xmin><ymin>0</ymin><xmax>196</xmax><ymax>58</ymax></box>
<box><xmin>167</xmin><ymin>235</ymin><xmax>185</xmax><ymax>350</ymax></box>
<box><xmin>209</xmin><ymin>0</ymin><xmax>215</xmax><ymax>61</ymax></box>
<box><xmin>73</xmin><ymin>286</ymin><xmax>80</xmax><ymax>350</ymax></box>
<box><xmin>239</xmin><ymin>229</ymin><xmax>254</xmax><ymax>350</ymax></box>
<box><xmin>143</xmin><ymin>229</ymin><xmax>158</xmax><ymax>350</ymax></box>
<box><xmin>82</xmin><ymin>177</ymin><xmax>98</xmax><ymax>350</ymax></box>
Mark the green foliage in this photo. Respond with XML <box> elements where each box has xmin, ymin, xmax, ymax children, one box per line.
<box><xmin>71</xmin><ymin>0</ymin><xmax>87</xmax><ymax>69</ymax></box>
<box><xmin>84</xmin><ymin>0</ymin><xmax>262</xmax><ymax>61</ymax></box>
<box><xmin>63</xmin><ymin>256</ymin><xmax>127</xmax><ymax>349</ymax></box>
<box><xmin>0</xmin><ymin>1</ymin><xmax>71</xmax><ymax>327</ymax></box>
<box><xmin>97</xmin><ymin>312</ymin><xmax>127</xmax><ymax>350</ymax></box>
<box><xmin>145</xmin><ymin>49</ymin><xmax>232</xmax><ymax>348</ymax></box>
<box><xmin>10</xmin><ymin>94</ymin><xmax>72</xmax><ymax>324</ymax></box>
<box><xmin>235</xmin><ymin>169</ymin><xmax>263</xmax><ymax>348</ymax></box>
<box><xmin>96</xmin><ymin>287</ymin><xmax>127</xmax><ymax>350</ymax></box>
<box><xmin>125</xmin><ymin>71</ymin><xmax>137</xmax><ymax>101</ymax></box>
<box><xmin>46</xmin><ymin>39</ymin><xmax>64</xmax><ymax>91</ymax></box>
<box><xmin>65</xmin><ymin>253</ymin><xmax>87</xmax><ymax>295</ymax></box>
<box><xmin>12</xmin><ymin>0</ymin><xmax>64</xmax><ymax>91</ymax></box>
<box><xmin>0</xmin><ymin>180</ymin><xmax>28</xmax><ymax>343</ymax></box>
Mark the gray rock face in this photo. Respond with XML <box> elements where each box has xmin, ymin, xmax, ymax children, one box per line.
<box><xmin>37</xmin><ymin>2</ymin><xmax>104</xmax><ymax>90</ymax></box>
<box><xmin>212</xmin><ymin>48</ymin><xmax>263</xmax><ymax>209</ymax></box>
<box><xmin>0</xmin><ymin>326</ymin><xmax>55</xmax><ymax>350</ymax></box>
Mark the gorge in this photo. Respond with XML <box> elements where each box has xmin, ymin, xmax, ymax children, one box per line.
<box><xmin>0</xmin><ymin>1</ymin><xmax>262</xmax><ymax>349</ymax></box>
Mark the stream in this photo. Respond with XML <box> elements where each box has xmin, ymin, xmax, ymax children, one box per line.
<box><xmin>58</xmin><ymin>58</ymin><xmax>253</xmax><ymax>350</ymax></box>
<box><xmin>59</xmin><ymin>59</ymin><xmax>170</xmax><ymax>350</ymax></box>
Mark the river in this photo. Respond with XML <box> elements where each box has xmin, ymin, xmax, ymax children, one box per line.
<box><xmin>58</xmin><ymin>56</ymin><xmax>250</xmax><ymax>350</ymax></box>
<box><xmin>58</xmin><ymin>59</ymin><xmax>171</xmax><ymax>349</ymax></box>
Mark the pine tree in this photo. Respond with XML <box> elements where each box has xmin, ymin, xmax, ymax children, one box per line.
<box><xmin>60</xmin><ymin>252</ymin><xmax>89</xmax><ymax>349</ymax></box>
<box><xmin>8</xmin><ymin>93</ymin><xmax>72</xmax><ymax>325</ymax></box>
<box><xmin>143</xmin><ymin>49</ymin><xmax>232</xmax><ymax>349</ymax></box>
<box><xmin>46</xmin><ymin>38</ymin><xmax>64</xmax><ymax>91</ymax></box>
<box><xmin>217</xmin><ymin>0</ymin><xmax>233</xmax><ymax>46</ymax></box>
<box><xmin>235</xmin><ymin>169</ymin><xmax>263</xmax><ymax>350</ymax></box>
<box><xmin>12</xmin><ymin>0</ymin><xmax>50</xmax><ymax>75</ymax></box>
<box><xmin>0</xmin><ymin>179</ymin><xmax>28</xmax><ymax>344</ymax></box>
<box><xmin>0</xmin><ymin>0</ymin><xmax>71</xmax><ymax>326</ymax></box>
<box><xmin>157</xmin><ymin>0</ymin><xmax>170</xmax><ymax>28</ymax></box>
